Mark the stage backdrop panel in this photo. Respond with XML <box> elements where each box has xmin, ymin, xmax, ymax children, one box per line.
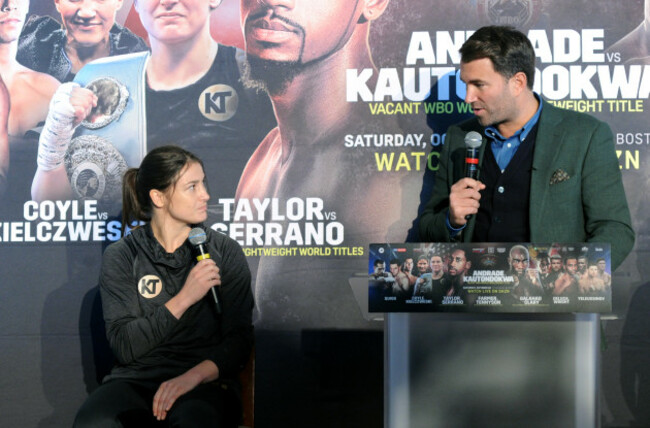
<box><xmin>1</xmin><ymin>0</ymin><xmax>648</xmax><ymax>426</ymax></box>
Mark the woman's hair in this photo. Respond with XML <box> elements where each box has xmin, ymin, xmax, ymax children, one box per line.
<box><xmin>121</xmin><ymin>145</ymin><xmax>203</xmax><ymax>234</ymax></box>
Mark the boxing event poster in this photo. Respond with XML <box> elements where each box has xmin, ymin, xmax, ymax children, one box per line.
<box><xmin>1</xmin><ymin>0</ymin><xmax>649</xmax><ymax>427</ymax></box>
<box><xmin>368</xmin><ymin>242</ymin><xmax>612</xmax><ymax>313</ymax></box>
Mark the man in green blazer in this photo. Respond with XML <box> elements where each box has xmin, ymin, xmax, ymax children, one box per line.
<box><xmin>418</xmin><ymin>26</ymin><xmax>634</xmax><ymax>271</ymax></box>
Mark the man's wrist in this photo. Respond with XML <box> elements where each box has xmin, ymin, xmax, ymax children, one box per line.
<box><xmin>446</xmin><ymin>211</ymin><xmax>465</xmax><ymax>238</ymax></box>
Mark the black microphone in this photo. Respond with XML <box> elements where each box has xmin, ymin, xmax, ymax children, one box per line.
<box><xmin>188</xmin><ymin>227</ymin><xmax>222</xmax><ymax>315</ymax></box>
<box><xmin>464</xmin><ymin>131</ymin><xmax>482</xmax><ymax>179</ymax></box>
<box><xmin>464</xmin><ymin>131</ymin><xmax>483</xmax><ymax>221</ymax></box>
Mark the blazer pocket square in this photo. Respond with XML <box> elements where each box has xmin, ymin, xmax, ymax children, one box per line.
<box><xmin>549</xmin><ymin>169</ymin><xmax>570</xmax><ymax>185</ymax></box>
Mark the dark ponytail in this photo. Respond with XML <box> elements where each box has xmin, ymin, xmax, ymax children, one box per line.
<box><xmin>121</xmin><ymin>145</ymin><xmax>203</xmax><ymax>234</ymax></box>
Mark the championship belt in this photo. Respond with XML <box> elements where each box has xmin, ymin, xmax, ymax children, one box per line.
<box><xmin>66</xmin><ymin>52</ymin><xmax>149</xmax><ymax>204</ymax></box>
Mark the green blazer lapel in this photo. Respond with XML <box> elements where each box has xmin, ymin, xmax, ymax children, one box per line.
<box><xmin>529</xmin><ymin>101</ymin><xmax>565</xmax><ymax>237</ymax></box>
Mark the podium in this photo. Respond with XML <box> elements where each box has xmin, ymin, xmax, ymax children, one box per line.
<box><xmin>385</xmin><ymin>313</ymin><xmax>600</xmax><ymax>427</ymax></box>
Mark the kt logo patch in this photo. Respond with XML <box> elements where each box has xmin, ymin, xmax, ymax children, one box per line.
<box><xmin>139</xmin><ymin>275</ymin><xmax>163</xmax><ymax>299</ymax></box>
<box><xmin>199</xmin><ymin>84</ymin><xmax>239</xmax><ymax>122</ymax></box>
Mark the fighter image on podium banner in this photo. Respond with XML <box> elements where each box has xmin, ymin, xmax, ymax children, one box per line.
<box><xmin>368</xmin><ymin>242</ymin><xmax>613</xmax><ymax>313</ymax></box>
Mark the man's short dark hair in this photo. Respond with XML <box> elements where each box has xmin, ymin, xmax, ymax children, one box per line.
<box><xmin>374</xmin><ymin>259</ymin><xmax>385</xmax><ymax>267</ymax></box>
<box><xmin>565</xmin><ymin>254</ymin><xmax>578</xmax><ymax>264</ymax></box>
<box><xmin>460</xmin><ymin>25</ymin><xmax>536</xmax><ymax>89</ymax></box>
<box><xmin>389</xmin><ymin>258</ymin><xmax>401</xmax><ymax>266</ymax></box>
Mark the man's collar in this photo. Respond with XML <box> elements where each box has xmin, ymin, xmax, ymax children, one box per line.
<box><xmin>485</xmin><ymin>92</ymin><xmax>543</xmax><ymax>142</ymax></box>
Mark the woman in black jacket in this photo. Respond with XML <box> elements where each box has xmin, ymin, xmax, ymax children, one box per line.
<box><xmin>74</xmin><ymin>145</ymin><xmax>253</xmax><ymax>427</ymax></box>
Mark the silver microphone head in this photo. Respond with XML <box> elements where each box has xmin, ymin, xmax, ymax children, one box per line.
<box><xmin>464</xmin><ymin>131</ymin><xmax>483</xmax><ymax>149</ymax></box>
<box><xmin>188</xmin><ymin>227</ymin><xmax>207</xmax><ymax>246</ymax></box>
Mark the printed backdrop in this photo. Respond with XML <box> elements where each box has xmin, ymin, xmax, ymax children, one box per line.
<box><xmin>1</xmin><ymin>0</ymin><xmax>649</xmax><ymax>426</ymax></box>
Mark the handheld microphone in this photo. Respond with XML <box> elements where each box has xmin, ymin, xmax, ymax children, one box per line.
<box><xmin>464</xmin><ymin>131</ymin><xmax>482</xmax><ymax>179</ymax></box>
<box><xmin>188</xmin><ymin>227</ymin><xmax>222</xmax><ymax>315</ymax></box>
<box><xmin>464</xmin><ymin>131</ymin><xmax>483</xmax><ymax>221</ymax></box>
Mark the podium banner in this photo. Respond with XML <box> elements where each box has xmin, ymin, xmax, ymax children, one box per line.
<box><xmin>368</xmin><ymin>242</ymin><xmax>611</xmax><ymax>313</ymax></box>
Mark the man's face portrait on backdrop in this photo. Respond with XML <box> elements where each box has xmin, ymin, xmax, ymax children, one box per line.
<box><xmin>448</xmin><ymin>249</ymin><xmax>470</xmax><ymax>278</ymax></box>
<box><xmin>565</xmin><ymin>258</ymin><xmax>578</xmax><ymax>275</ymax></box>
<box><xmin>416</xmin><ymin>257</ymin><xmax>429</xmax><ymax>274</ymax></box>
<box><xmin>551</xmin><ymin>257</ymin><xmax>563</xmax><ymax>273</ymax></box>
<box><xmin>0</xmin><ymin>0</ymin><xmax>29</xmax><ymax>43</ymax></box>
<box><xmin>508</xmin><ymin>246</ymin><xmax>529</xmax><ymax>276</ymax></box>
<box><xmin>239</xmin><ymin>0</ymin><xmax>388</xmax><ymax>93</ymax></box>
<box><xmin>537</xmin><ymin>256</ymin><xmax>550</xmax><ymax>275</ymax></box>
<box><xmin>241</xmin><ymin>0</ymin><xmax>362</xmax><ymax>64</ymax></box>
